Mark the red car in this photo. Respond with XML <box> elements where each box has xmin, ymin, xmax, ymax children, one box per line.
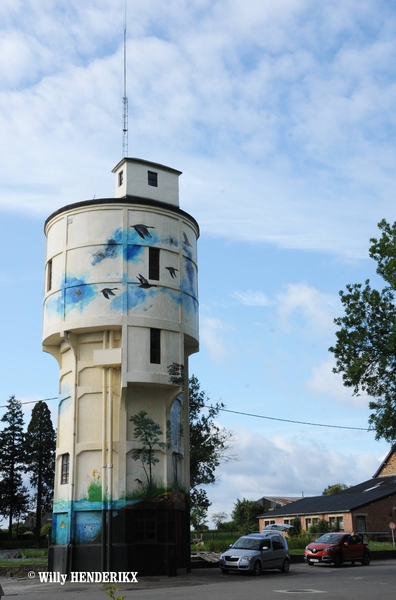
<box><xmin>304</xmin><ymin>533</ymin><xmax>370</xmax><ymax>567</ymax></box>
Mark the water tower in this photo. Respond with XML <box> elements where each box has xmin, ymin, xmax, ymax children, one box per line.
<box><xmin>43</xmin><ymin>157</ymin><xmax>199</xmax><ymax>575</ymax></box>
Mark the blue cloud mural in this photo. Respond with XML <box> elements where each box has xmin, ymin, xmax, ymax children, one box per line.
<box><xmin>44</xmin><ymin>226</ymin><xmax>197</xmax><ymax>320</ymax></box>
<box><xmin>91</xmin><ymin>228</ymin><xmax>123</xmax><ymax>265</ymax></box>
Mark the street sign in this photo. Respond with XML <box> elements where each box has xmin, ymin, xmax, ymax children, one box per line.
<box><xmin>390</xmin><ymin>522</ymin><xmax>396</xmax><ymax>547</ymax></box>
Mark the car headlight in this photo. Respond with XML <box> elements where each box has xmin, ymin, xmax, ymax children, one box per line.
<box><xmin>239</xmin><ymin>556</ymin><xmax>250</xmax><ymax>564</ymax></box>
<box><xmin>325</xmin><ymin>546</ymin><xmax>335</xmax><ymax>553</ymax></box>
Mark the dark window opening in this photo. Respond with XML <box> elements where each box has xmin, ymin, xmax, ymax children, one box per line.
<box><xmin>118</xmin><ymin>170</ymin><xmax>124</xmax><ymax>186</ymax></box>
<box><xmin>47</xmin><ymin>259</ymin><xmax>53</xmax><ymax>292</ymax></box>
<box><xmin>150</xmin><ymin>328</ymin><xmax>161</xmax><ymax>364</ymax></box>
<box><xmin>149</xmin><ymin>247</ymin><xmax>160</xmax><ymax>280</ymax></box>
<box><xmin>148</xmin><ymin>171</ymin><xmax>158</xmax><ymax>187</ymax></box>
<box><xmin>61</xmin><ymin>453</ymin><xmax>70</xmax><ymax>485</ymax></box>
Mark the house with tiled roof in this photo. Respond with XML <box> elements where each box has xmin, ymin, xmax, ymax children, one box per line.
<box><xmin>257</xmin><ymin>496</ymin><xmax>301</xmax><ymax>512</ymax></box>
<box><xmin>258</xmin><ymin>450</ymin><xmax>396</xmax><ymax>534</ymax></box>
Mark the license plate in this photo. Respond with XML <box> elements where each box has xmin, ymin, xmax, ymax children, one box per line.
<box><xmin>309</xmin><ymin>559</ymin><xmax>319</xmax><ymax>563</ymax></box>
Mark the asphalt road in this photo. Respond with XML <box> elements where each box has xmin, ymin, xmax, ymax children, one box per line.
<box><xmin>1</xmin><ymin>560</ymin><xmax>395</xmax><ymax>600</ymax></box>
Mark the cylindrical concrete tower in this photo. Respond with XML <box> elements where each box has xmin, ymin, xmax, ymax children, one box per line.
<box><xmin>43</xmin><ymin>158</ymin><xmax>199</xmax><ymax>576</ymax></box>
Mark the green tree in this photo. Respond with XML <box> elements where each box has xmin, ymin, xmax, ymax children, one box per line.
<box><xmin>0</xmin><ymin>396</ymin><xmax>29</xmax><ymax>539</ymax></box>
<box><xmin>330</xmin><ymin>219</ymin><xmax>396</xmax><ymax>443</ymax></box>
<box><xmin>289</xmin><ymin>517</ymin><xmax>301</xmax><ymax>536</ymax></box>
<box><xmin>231</xmin><ymin>498</ymin><xmax>262</xmax><ymax>533</ymax></box>
<box><xmin>322</xmin><ymin>483</ymin><xmax>349</xmax><ymax>495</ymax></box>
<box><xmin>212</xmin><ymin>511</ymin><xmax>228</xmax><ymax>529</ymax></box>
<box><xmin>190</xmin><ymin>489</ymin><xmax>210</xmax><ymax>530</ymax></box>
<box><xmin>167</xmin><ymin>365</ymin><xmax>235</xmax><ymax>524</ymax></box>
<box><xmin>24</xmin><ymin>401</ymin><xmax>56</xmax><ymax>541</ymax></box>
<box><xmin>129</xmin><ymin>410</ymin><xmax>167</xmax><ymax>493</ymax></box>
<box><xmin>188</xmin><ymin>375</ymin><xmax>235</xmax><ymax>514</ymax></box>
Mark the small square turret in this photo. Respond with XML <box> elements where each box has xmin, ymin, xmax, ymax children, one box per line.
<box><xmin>112</xmin><ymin>158</ymin><xmax>181</xmax><ymax>207</ymax></box>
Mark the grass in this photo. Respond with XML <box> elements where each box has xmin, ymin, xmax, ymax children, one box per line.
<box><xmin>0</xmin><ymin>548</ymin><xmax>48</xmax><ymax>566</ymax></box>
<box><xmin>0</xmin><ymin>557</ymin><xmax>48</xmax><ymax>567</ymax></box>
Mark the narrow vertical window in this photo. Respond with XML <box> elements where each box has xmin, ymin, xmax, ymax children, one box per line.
<box><xmin>149</xmin><ymin>247</ymin><xmax>160</xmax><ymax>280</ymax></box>
<box><xmin>118</xmin><ymin>170</ymin><xmax>124</xmax><ymax>186</ymax></box>
<box><xmin>150</xmin><ymin>328</ymin><xmax>161</xmax><ymax>364</ymax></box>
<box><xmin>61</xmin><ymin>453</ymin><xmax>70</xmax><ymax>484</ymax></box>
<box><xmin>47</xmin><ymin>259</ymin><xmax>53</xmax><ymax>292</ymax></box>
<box><xmin>148</xmin><ymin>171</ymin><xmax>158</xmax><ymax>187</ymax></box>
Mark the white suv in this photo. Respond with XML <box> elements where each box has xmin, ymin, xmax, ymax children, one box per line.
<box><xmin>219</xmin><ymin>532</ymin><xmax>290</xmax><ymax>576</ymax></box>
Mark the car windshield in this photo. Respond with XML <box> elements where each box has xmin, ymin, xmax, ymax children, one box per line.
<box><xmin>315</xmin><ymin>534</ymin><xmax>344</xmax><ymax>544</ymax></box>
<box><xmin>233</xmin><ymin>537</ymin><xmax>263</xmax><ymax>550</ymax></box>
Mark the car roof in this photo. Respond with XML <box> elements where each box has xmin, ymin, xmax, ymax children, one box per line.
<box><xmin>241</xmin><ymin>532</ymin><xmax>282</xmax><ymax>539</ymax></box>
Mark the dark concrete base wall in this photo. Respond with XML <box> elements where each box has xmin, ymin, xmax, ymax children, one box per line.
<box><xmin>49</xmin><ymin>506</ymin><xmax>189</xmax><ymax>577</ymax></box>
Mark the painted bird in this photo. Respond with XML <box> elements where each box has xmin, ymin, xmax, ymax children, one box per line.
<box><xmin>100</xmin><ymin>287</ymin><xmax>118</xmax><ymax>299</ymax></box>
<box><xmin>136</xmin><ymin>274</ymin><xmax>156</xmax><ymax>289</ymax></box>
<box><xmin>182</xmin><ymin>231</ymin><xmax>192</xmax><ymax>247</ymax></box>
<box><xmin>131</xmin><ymin>224</ymin><xmax>155</xmax><ymax>239</ymax></box>
<box><xmin>165</xmin><ymin>267</ymin><xmax>179</xmax><ymax>279</ymax></box>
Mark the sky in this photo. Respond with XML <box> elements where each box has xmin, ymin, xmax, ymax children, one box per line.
<box><xmin>1</xmin><ymin>0</ymin><xmax>396</xmax><ymax>528</ymax></box>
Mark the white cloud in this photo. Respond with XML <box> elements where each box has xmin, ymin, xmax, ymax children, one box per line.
<box><xmin>205</xmin><ymin>424</ymin><xmax>382</xmax><ymax>526</ymax></box>
<box><xmin>200</xmin><ymin>316</ymin><xmax>233</xmax><ymax>361</ymax></box>
<box><xmin>0</xmin><ymin>1</ymin><xmax>396</xmax><ymax>258</ymax></box>
<box><xmin>306</xmin><ymin>356</ymin><xmax>369</xmax><ymax>408</ymax></box>
<box><xmin>276</xmin><ymin>283</ymin><xmax>338</xmax><ymax>334</ymax></box>
<box><xmin>232</xmin><ymin>290</ymin><xmax>270</xmax><ymax>307</ymax></box>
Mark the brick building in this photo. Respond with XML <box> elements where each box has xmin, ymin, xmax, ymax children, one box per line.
<box><xmin>258</xmin><ymin>451</ymin><xmax>396</xmax><ymax>534</ymax></box>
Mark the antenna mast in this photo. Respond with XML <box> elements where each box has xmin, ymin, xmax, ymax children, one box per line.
<box><xmin>122</xmin><ymin>0</ymin><xmax>128</xmax><ymax>157</ymax></box>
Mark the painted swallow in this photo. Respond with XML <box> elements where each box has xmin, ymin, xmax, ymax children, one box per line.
<box><xmin>136</xmin><ymin>274</ymin><xmax>157</xmax><ymax>289</ymax></box>
<box><xmin>182</xmin><ymin>232</ymin><xmax>192</xmax><ymax>247</ymax></box>
<box><xmin>100</xmin><ymin>287</ymin><xmax>118</xmax><ymax>299</ymax></box>
<box><xmin>134</xmin><ymin>478</ymin><xmax>143</xmax><ymax>485</ymax></box>
<box><xmin>131</xmin><ymin>224</ymin><xmax>155</xmax><ymax>239</ymax></box>
<box><xmin>166</xmin><ymin>267</ymin><xmax>179</xmax><ymax>279</ymax></box>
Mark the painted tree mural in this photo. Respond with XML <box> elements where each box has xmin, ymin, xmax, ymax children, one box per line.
<box><xmin>130</xmin><ymin>411</ymin><xmax>167</xmax><ymax>494</ymax></box>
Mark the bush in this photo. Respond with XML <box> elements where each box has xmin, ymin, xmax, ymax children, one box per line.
<box><xmin>0</xmin><ymin>529</ymin><xmax>8</xmax><ymax>540</ymax></box>
<box><xmin>219</xmin><ymin>521</ymin><xmax>236</xmax><ymax>531</ymax></box>
<box><xmin>40</xmin><ymin>523</ymin><xmax>52</xmax><ymax>539</ymax></box>
<box><xmin>308</xmin><ymin>519</ymin><xmax>330</xmax><ymax>535</ymax></box>
<box><xmin>18</xmin><ymin>530</ymin><xmax>34</xmax><ymax>539</ymax></box>
<box><xmin>286</xmin><ymin>534</ymin><xmax>313</xmax><ymax>550</ymax></box>
<box><xmin>288</xmin><ymin>518</ymin><xmax>302</xmax><ymax>537</ymax></box>
<box><xmin>20</xmin><ymin>549</ymin><xmax>48</xmax><ymax>559</ymax></box>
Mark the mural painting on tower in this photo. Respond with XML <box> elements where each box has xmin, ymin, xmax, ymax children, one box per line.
<box><xmin>43</xmin><ymin>158</ymin><xmax>199</xmax><ymax>574</ymax></box>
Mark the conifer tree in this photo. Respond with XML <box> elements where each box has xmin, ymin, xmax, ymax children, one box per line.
<box><xmin>0</xmin><ymin>396</ymin><xmax>29</xmax><ymax>539</ymax></box>
<box><xmin>24</xmin><ymin>401</ymin><xmax>56</xmax><ymax>540</ymax></box>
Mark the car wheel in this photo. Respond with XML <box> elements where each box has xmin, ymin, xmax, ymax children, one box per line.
<box><xmin>361</xmin><ymin>552</ymin><xmax>370</xmax><ymax>566</ymax></box>
<box><xmin>252</xmin><ymin>560</ymin><xmax>261</xmax><ymax>576</ymax></box>
<box><xmin>280</xmin><ymin>558</ymin><xmax>290</xmax><ymax>573</ymax></box>
<box><xmin>221</xmin><ymin>568</ymin><xmax>229</xmax><ymax>574</ymax></box>
<box><xmin>333</xmin><ymin>553</ymin><xmax>342</xmax><ymax>568</ymax></box>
